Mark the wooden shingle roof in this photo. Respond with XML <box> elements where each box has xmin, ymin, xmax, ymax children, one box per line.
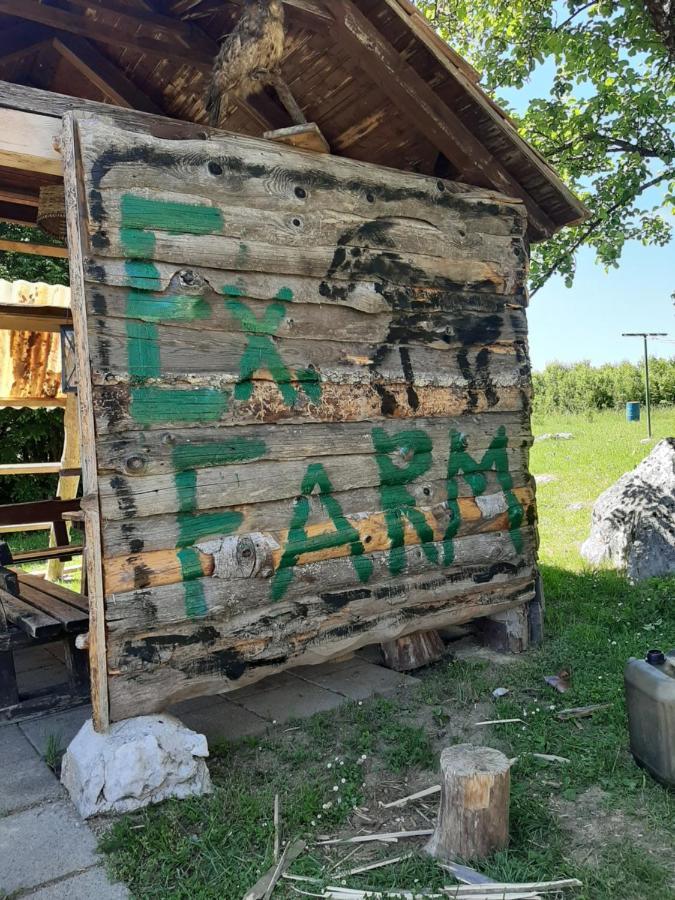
<box><xmin>0</xmin><ymin>0</ymin><xmax>587</xmax><ymax>241</ymax></box>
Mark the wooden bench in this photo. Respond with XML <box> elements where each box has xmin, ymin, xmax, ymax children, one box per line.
<box><xmin>0</xmin><ymin>544</ymin><xmax>89</xmax><ymax>721</ymax></box>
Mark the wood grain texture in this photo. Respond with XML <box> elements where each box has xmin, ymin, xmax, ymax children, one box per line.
<box><xmin>64</xmin><ymin>111</ymin><xmax>537</xmax><ymax>722</ymax></box>
<box><xmin>60</xmin><ymin>112</ymin><xmax>109</xmax><ymax>730</ymax></box>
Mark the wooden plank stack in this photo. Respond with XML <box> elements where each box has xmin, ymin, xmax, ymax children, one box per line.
<box><xmin>63</xmin><ymin>110</ymin><xmax>538</xmax><ymax>726</ymax></box>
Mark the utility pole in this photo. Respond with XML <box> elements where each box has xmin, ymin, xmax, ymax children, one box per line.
<box><xmin>622</xmin><ymin>332</ymin><xmax>667</xmax><ymax>438</ymax></box>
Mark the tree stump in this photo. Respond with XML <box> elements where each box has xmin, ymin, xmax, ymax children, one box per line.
<box><xmin>381</xmin><ymin>628</ymin><xmax>444</xmax><ymax>671</ymax></box>
<box><xmin>425</xmin><ymin>744</ymin><xmax>510</xmax><ymax>862</ymax></box>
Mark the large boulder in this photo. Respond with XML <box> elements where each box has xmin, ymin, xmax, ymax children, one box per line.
<box><xmin>61</xmin><ymin>714</ymin><xmax>212</xmax><ymax>818</ymax></box>
<box><xmin>581</xmin><ymin>438</ymin><xmax>675</xmax><ymax>581</ymax></box>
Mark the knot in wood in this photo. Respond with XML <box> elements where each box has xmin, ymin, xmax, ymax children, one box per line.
<box><xmin>125</xmin><ymin>455</ymin><xmax>146</xmax><ymax>474</ymax></box>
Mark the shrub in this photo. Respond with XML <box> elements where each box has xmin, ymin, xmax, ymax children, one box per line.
<box><xmin>532</xmin><ymin>357</ymin><xmax>675</xmax><ymax>415</ymax></box>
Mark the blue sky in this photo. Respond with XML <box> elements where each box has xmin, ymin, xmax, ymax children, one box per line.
<box><xmin>498</xmin><ymin>65</ymin><xmax>673</xmax><ymax>372</ymax></box>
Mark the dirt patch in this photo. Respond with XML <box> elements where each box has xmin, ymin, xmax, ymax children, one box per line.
<box><xmin>553</xmin><ymin>786</ymin><xmax>675</xmax><ymax>884</ymax></box>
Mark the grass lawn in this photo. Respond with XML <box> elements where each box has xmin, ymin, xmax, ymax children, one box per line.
<box><xmin>99</xmin><ymin>409</ymin><xmax>675</xmax><ymax>899</ymax></box>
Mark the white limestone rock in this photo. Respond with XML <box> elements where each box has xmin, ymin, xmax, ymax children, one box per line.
<box><xmin>581</xmin><ymin>438</ymin><xmax>675</xmax><ymax>582</ymax></box>
<box><xmin>61</xmin><ymin>714</ymin><xmax>212</xmax><ymax>818</ymax></box>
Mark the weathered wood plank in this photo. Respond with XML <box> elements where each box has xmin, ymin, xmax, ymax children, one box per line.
<box><xmin>92</xmin><ymin>382</ymin><xmax>531</xmax><ymax>433</ymax></box>
<box><xmin>105</xmin><ymin>528</ymin><xmax>537</xmax><ymax>635</ymax></box>
<box><xmin>84</xmin><ymin>261</ymin><xmax>528</xmax><ymax>308</ymax></box>
<box><xmin>106</xmin><ymin>576</ymin><xmax>537</xmax><ymax>719</ymax></box>
<box><xmin>102</xmin><ymin>487</ymin><xmax>536</xmax><ymax>594</ymax></box>
<box><xmin>95</xmin><ymin>413</ymin><xmax>532</xmax><ymax>478</ymax></box>
<box><xmin>99</xmin><ymin>472</ymin><xmax>535</xmax><ymax>558</ymax></box>
<box><xmin>62</xmin><ymin>112</ymin><xmax>110</xmax><ymax>731</ymax></box>
<box><xmin>88</xmin><ymin>318</ymin><xmax>528</xmax><ymax>386</ymax></box>
<box><xmin>97</xmin><ymin>442</ymin><xmax>530</xmax><ymax>521</ymax></box>
<box><xmin>88</xmin><ymin>283</ymin><xmax>529</xmax><ymax>340</ymax></box>
<box><xmin>76</xmin><ymin>115</ymin><xmax>526</xmax><ymax>232</ymax></box>
<box><xmin>92</xmin><ymin>189</ymin><xmax>525</xmax><ymax>259</ymax></box>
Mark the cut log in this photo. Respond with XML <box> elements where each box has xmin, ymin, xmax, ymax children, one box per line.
<box><xmin>425</xmin><ymin>744</ymin><xmax>510</xmax><ymax>862</ymax></box>
<box><xmin>381</xmin><ymin>628</ymin><xmax>445</xmax><ymax>671</ymax></box>
<box><xmin>477</xmin><ymin>602</ymin><xmax>529</xmax><ymax>653</ymax></box>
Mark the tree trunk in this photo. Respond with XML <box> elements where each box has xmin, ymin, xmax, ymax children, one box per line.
<box><xmin>425</xmin><ymin>744</ymin><xmax>510</xmax><ymax>861</ymax></box>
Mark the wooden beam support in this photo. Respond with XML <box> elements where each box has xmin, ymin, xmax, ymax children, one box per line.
<box><xmin>0</xmin><ymin>188</ymin><xmax>39</xmax><ymax>207</ymax></box>
<box><xmin>0</xmin><ymin>108</ymin><xmax>62</xmax><ymax>175</ymax></box>
<box><xmin>58</xmin><ymin>0</ymin><xmax>217</xmax><ymax>56</ymax></box>
<box><xmin>0</xmin><ymin>0</ymin><xmax>212</xmax><ymax>74</ymax></box>
<box><xmin>0</xmin><ymin>303</ymin><xmax>71</xmax><ymax>333</ymax></box>
<box><xmin>51</xmin><ymin>35</ymin><xmax>165</xmax><ymax>115</ymax></box>
<box><xmin>330</xmin><ymin>0</ymin><xmax>557</xmax><ymax>238</ymax></box>
<box><xmin>0</xmin><ymin>238</ymin><xmax>67</xmax><ymax>258</ymax></box>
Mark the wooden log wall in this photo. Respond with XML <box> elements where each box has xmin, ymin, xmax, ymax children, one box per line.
<box><xmin>64</xmin><ymin>111</ymin><xmax>537</xmax><ymax>724</ymax></box>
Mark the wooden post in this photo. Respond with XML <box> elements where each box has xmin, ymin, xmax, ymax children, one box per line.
<box><xmin>47</xmin><ymin>393</ymin><xmax>81</xmax><ymax>582</ymax></box>
<box><xmin>381</xmin><ymin>628</ymin><xmax>445</xmax><ymax>671</ymax></box>
<box><xmin>477</xmin><ymin>602</ymin><xmax>530</xmax><ymax>654</ymax></box>
<box><xmin>425</xmin><ymin>744</ymin><xmax>510</xmax><ymax>862</ymax></box>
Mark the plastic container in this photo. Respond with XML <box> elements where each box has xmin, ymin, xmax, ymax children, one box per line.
<box><xmin>625</xmin><ymin>401</ymin><xmax>641</xmax><ymax>422</ymax></box>
<box><xmin>624</xmin><ymin>649</ymin><xmax>675</xmax><ymax>787</ymax></box>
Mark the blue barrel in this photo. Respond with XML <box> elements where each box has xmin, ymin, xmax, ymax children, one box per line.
<box><xmin>626</xmin><ymin>401</ymin><xmax>641</xmax><ymax>422</ymax></box>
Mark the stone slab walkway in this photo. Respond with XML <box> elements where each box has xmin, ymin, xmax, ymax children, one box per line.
<box><xmin>0</xmin><ymin>717</ymin><xmax>128</xmax><ymax>899</ymax></box>
<box><xmin>1</xmin><ymin>648</ymin><xmax>418</xmax><ymax>897</ymax></box>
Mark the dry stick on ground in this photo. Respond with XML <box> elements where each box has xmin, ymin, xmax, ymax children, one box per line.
<box><xmin>474</xmin><ymin>718</ymin><xmax>524</xmax><ymax>726</ymax></box>
<box><xmin>381</xmin><ymin>785</ymin><xmax>441</xmax><ymax>808</ymax></box>
<box><xmin>318</xmin><ymin>829</ymin><xmax>434</xmax><ymax>845</ymax></box>
<box><xmin>338</xmin><ymin>853</ymin><xmax>414</xmax><ymax>876</ymax></box>
<box><xmin>243</xmin><ymin>838</ymin><xmax>306</xmax><ymax>900</ymax></box>
<box><xmin>274</xmin><ymin>793</ymin><xmax>281</xmax><ymax>863</ymax></box>
<box><xmin>556</xmin><ymin>703</ymin><xmax>612</xmax><ymax>720</ymax></box>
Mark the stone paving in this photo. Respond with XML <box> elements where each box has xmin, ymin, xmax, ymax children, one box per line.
<box><xmin>1</xmin><ymin>644</ymin><xmax>418</xmax><ymax>898</ymax></box>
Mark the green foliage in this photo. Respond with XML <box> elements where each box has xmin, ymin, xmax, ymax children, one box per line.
<box><xmin>0</xmin><ymin>407</ymin><xmax>64</xmax><ymax>503</ymax></box>
<box><xmin>415</xmin><ymin>0</ymin><xmax>675</xmax><ymax>292</ymax></box>
<box><xmin>0</xmin><ymin>223</ymin><xmax>68</xmax><ymax>504</ymax></box>
<box><xmin>0</xmin><ymin>222</ymin><xmax>69</xmax><ymax>286</ymax></box>
<box><xmin>533</xmin><ymin>356</ymin><xmax>675</xmax><ymax>413</ymax></box>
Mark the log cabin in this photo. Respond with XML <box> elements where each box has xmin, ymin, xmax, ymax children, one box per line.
<box><xmin>0</xmin><ymin>0</ymin><xmax>587</xmax><ymax>731</ymax></box>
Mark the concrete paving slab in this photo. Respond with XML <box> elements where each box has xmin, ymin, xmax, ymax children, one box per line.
<box><xmin>23</xmin><ymin>865</ymin><xmax>129</xmax><ymax>900</ymax></box>
<box><xmin>20</xmin><ymin>705</ymin><xmax>92</xmax><ymax>757</ymax></box>
<box><xmin>234</xmin><ymin>674</ymin><xmax>345</xmax><ymax>724</ymax></box>
<box><xmin>228</xmin><ymin>671</ymin><xmax>304</xmax><ymax>699</ymax></box>
<box><xmin>0</xmin><ymin>800</ymin><xmax>99</xmax><ymax>894</ymax></box>
<box><xmin>19</xmin><ymin>664</ymin><xmax>69</xmax><ymax>695</ymax></box>
<box><xmin>293</xmin><ymin>658</ymin><xmax>419</xmax><ymax>701</ymax></box>
<box><xmin>171</xmin><ymin>696</ymin><xmax>268</xmax><ymax>742</ymax></box>
<box><xmin>0</xmin><ymin>725</ymin><xmax>63</xmax><ymax>815</ymax></box>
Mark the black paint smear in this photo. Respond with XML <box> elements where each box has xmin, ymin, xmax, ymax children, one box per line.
<box><xmin>132</xmin><ymin>561</ymin><xmax>153</xmax><ymax>590</ymax></box>
<box><xmin>320</xmin><ymin>587</ymin><xmax>372</xmax><ymax>610</ymax></box>
<box><xmin>91</xmin><ymin>292</ymin><xmax>107</xmax><ymax>315</ymax></box>
<box><xmin>90</xmin><ymin>230</ymin><xmax>109</xmax><ymax>250</ymax></box>
<box><xmin>109</xmin><ymin>475</ymin><xmax>138</xmax><ymax>519</ymax></box>
<box><xmin>121</xmin><ymin>522</ymin><xmax>144</xmax><ymax>554</ymax></box>
<box><xmin>123</xmin><ymin>625</ymin><xmax>221</xmax><ymax>663</ymax></box>
<box><xmin>471</xmin><ymin>561</ymin><xmax>522</xmax><ymax>584</ymax></box>
<box><xmin>183</xmin><ymin>649</ymin><xmax>288</xmax><ymax>681</ymax></box>
<box><xmin>399</xmin><ymin>347</ymin><xmax>420</xmax><ymax>410</ymax></box>
<box><xmin>86</xmin><ymin>261</ymin><xmax>106</xmax><ymax>282</ymax></box>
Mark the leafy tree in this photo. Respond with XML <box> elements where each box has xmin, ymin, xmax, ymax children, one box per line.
<box><xmin>416</xmin><ymin>0</ymin><xmax>675</xmax><ymax>294</ymax></box>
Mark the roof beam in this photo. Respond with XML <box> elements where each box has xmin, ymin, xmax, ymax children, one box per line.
<box><xmin>330</xmin><ymin>0</ymin><xmax>556</xmax><ymax>238</ymax></box>
<box><xmin>51</xmin><ymin>35</ymin><xmax>165</xmax><ymax>114</ymax></box>
<box><xmin>0</xmin><ymin>0</ymin><xmax>213</xmax><ymax>73</ymax></box>
<box><xmin>0</xmin><ymin>108</ymin><xmax>62</xmax><ymax>176</ymax></box>
<box><xmin>0</xmin><ymin>238</ymin><xmax>68</xmax><ymax>258</ymax></box>
<box><xmin>60</xmin><ymin>0</ymin><xmax>217</xmax><ymax>56</ymax></box>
